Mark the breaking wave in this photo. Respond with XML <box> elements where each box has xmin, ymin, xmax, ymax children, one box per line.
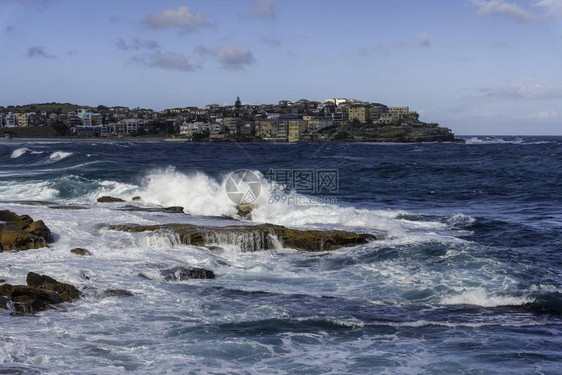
<box><xmin>48</xmin><ymin>151</ymin><xmax>73</xmax><ymax>161</ymax></box>
<box><xmin>463</xmin><ymin>136</ymin><xmax>554</xmax><ymax>145</ymax></box>
<box><xmin>10</xmin><ymin>147</ymin><xmax>44</xmax><ymax>159</ymax></box>
<box><xmin>440</xmin><ymin>288</ymin><xmax>533</xmax><ymax>307</ymax></box>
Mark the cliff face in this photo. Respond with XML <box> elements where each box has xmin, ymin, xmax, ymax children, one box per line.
<box><xmin>365</xmin><ymin>125</ymin><xmax>457</xmax><ymax>142</ymax></box>
<box><xmin>342</xmin><ymin>120</ymin><xmax>460</xmax><ymax>143</ymax></box>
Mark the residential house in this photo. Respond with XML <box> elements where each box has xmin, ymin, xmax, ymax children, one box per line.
<box><xmin>5</xmin><ymin>113</ymin><xmax>17</xmax><ymax>128</ymax></box>
<box><xmin>288</xmin><ymin>120</ymin><xmax>308</xmax><ymax>142</ymax></box>
<box><xmin>347</xmin><ymin>105</ymin><xmax>370</xmax><ymax>124</ymax></box>
<box><xmin>389</xmin><ymin>107</ymin><xmax>410</xmax><ymax>119</ymax></box>
<box><xmin>308</xmin><ymin>118</ymin><xmax>334</xmax><ymax>133</ymax></box>
<box><xmin>15</xmin><ymin>113</ymin><xmax>29</xmax><ymax>127</ymax></box>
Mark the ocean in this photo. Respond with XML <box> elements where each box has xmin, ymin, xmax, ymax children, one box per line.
<box><xmin>0</xmin><ymin>136</ymin><xmax>561</xmax><ymax>374</ymax></box>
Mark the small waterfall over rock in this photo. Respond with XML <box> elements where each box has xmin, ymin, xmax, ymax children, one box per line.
<box><xmin>203</xmin><ymin>229</ymin><xmax>278</xmax><ymax>252</ymax></box>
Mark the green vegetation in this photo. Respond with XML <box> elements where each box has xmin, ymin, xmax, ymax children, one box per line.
<box><xmin>0</xmin><ymin>126</ymin><xmax>59</xmax><ymax>137</ymax></box>
<box><xmin>1</xmin><ymin>102</ymin><xmax>91</xmax><ymax>114</ymax></box>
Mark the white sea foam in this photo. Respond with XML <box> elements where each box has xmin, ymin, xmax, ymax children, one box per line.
<box><xmin>440</xmin><ymin>288</ymin><xmax>533</xmax><ymax>307</ymax></box>
<box><xmin>139</xmin><ymin>167</ymin><xmax>237</xmax><ymax>217</ymax></box>
<box><xmin>48</xmin><ymin>151</ymin><xmax>73</xmax><ymax>161</ymax></box>
<box><xmin>445</xmin><ymin>213</ymin><xmax>476</xmax><ymax>227</ymax></box>
<box><xmin>0</xmin><ymin>180</ymin><xmax>60</xmax><ymax>200</ymax></box>
<box><xmin>463</xmin><ymin>137</ymin><xmax>553</xmax><ymax>145</ymax></box>
<box><xmin>134</xmin><ymin>168</ymin><xmax>426</xmax><ymax>237</ymax></box>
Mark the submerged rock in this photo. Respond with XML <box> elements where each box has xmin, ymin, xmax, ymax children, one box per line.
<box><xmin>164</xmin><ymin>206</ymin><xmax>184</xmax><ymax>213</ymax></box>
<box><xmin>104</xmin><ymin>223</ymin><xmax>375</xmax><ymax>252</ymax></box>
<box><xmin>161</xmin><ymin>266</ymin><xmax>215</xmax><ymax>281</ymax></box>
<box><xmin>97</xmin><ymin>196</ymin><xmax>125</xmax><ymax>203</ymax></box>
<box><xmin>118</xmin><ymin>205</ymin><xmax>185</xmax><ymax>214</ymax></box>
<box><xmin>49</xmin><ymin>205</ymin><xmax>89</xmax><ymax>210</ymax></box>
<box><xmin>0</xmin><ymin>272</ymin><xmax>80</xmax><ymax>314</ymax></box>
<box><xmin>103</xmin><ymin>289</ymin><xmax>134</xmax><ymax>297</ymax></box>
<box><xmin>71</xmin><ymin>248</ymin><xmax>92</xmax><ymax>256</ymax></box>
<box><xmin>0</xmin><ymin>210</ymin><xmax>54</xmax><ymax>251</ymax></box>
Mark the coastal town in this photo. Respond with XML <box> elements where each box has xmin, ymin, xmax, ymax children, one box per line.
<box><xmin>0</xmin><ymin>98</ymin><xmax>459</xmax><ymax>142</ymax></box>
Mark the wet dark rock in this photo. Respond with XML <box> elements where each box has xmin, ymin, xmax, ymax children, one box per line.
<box><xmin>0</xmin><ymin>224</ymin><xmax>47</xmax><ymax>251</ymax></box>
<box><xmin>164</xmin><ymin>206</ymin><xmax>184</xmax><ymax>213</ymax></box>
<box><xmin>25</xmin><ymin>220</ymin><xmax>54</xmax><ymax>243</ymax></box>
<box><xmin>14</xmin><ymin>215</ymin><xmax>33</xmax><ymax>229</ymax></box>
<box><xmin>0</xmin><ymin>284</ymin><xmax>62</xmax><ymax>314</ymax></box>
<box><xmin>0</xmin><ymin>273</ymin><xmax>80</xmax><ymax>314</ymax></box>
<box><xmin>26</xmin><ymin>272</ymin><xmax>80</xmax><ymax>302</ymax></box>
<box><xmin>118</xmin><ymin>205</ymin><xmax>185</xmax><ymax>214</ymax></box>
<box><xmin>161</xmin><ymin>266</ymin><xmax>215</xmax><ymax>281</ymax></box>
<box><xmin>104</xmin><ymin>223</ymin><xmax>375</xmax><ymax>252</ymax></box>
<box><xmin>71</xmin><ymin>248</ymin><xmax>91</xmax><ymax>256</ymax></box>
<box><xmin>49</xmin><ymin>205</ymin><xmax>89</xmax><ymax>210</ymax></box>
<box><xmin>0</xmin><ymin>200</ymin><xmax>54</xmax><ymax>206</ymax></box>
<box><xmin>97</xmin><ymin>196</ymin><xmax>125</xmax><ymax>203</ymax></box>
<box><xmin>103</xmin><ymin>289</ymin><xmax>134</xmax><ymax>297</ymax></box>
<box><xmin>132</xmin><ymin>196</ymin><xmax>142</xmax><ymax>201</ymax></box>
<box><xmin>0</xmin><ymin>210</ymin><xmax>54</xmax><ymax>251</ymax></box>
<box><xmin>0</xmin><ymin>210</ymin><xmax>19</xmax><ymax>223</ymax></box>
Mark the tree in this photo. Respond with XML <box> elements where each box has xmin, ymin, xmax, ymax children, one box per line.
<box><xmin>334</xmin><ymin>131</ymin><xmax>350</xmax><ymax>141</ymax></box>
<box><xmin>52</xmin><ymin>121</ymin><xmax>70</xmax><ymax>136</ymax></box>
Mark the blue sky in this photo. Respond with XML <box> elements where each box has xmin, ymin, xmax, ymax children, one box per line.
<box><xmin>0</xmin><ymin>0</ymin><xmax>561</xmax><ymax>134</ymax></box>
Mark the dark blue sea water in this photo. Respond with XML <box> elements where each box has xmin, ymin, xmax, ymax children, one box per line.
<box><xmin>0</xmin><ymin>136</ymin><xmax>561</xmax><ymax>374</ymax></box>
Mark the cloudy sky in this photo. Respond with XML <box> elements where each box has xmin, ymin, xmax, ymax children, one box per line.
<box><xmin>1</xmin><ymin>0</ymin><xmax>561</xmax><ymax>135</ymax></box>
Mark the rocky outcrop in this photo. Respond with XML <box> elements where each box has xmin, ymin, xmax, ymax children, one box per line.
<box><xmin>161</xmin><ymin>266</ymin><xmax>215</xmax><ymax>281</ymax></box>
<box><xmin>49</xmin><ymin>205</ymin><xmax>89</xmax><ymax>210</ymax></box>
<box><xmin>0</xmin><ymin>272</ymin><xmax>80</xmax><ymax>314</ymax></box>
<box><xmin>103</xmin><ymin>289</ymin><xmax>134</xmax><ymax>297</ymax></box>
<box><xmin>0</xmin><ymin>210</ymin><xmax>54</xmax><ymax>251</ymax></box>
<box><xmin>132</xmin><ymin>196</ymin><xmax>142</xmax><ymax>201</ymax></box>
<box><xmin>164</xmin><ymin>206</ymin><xmax>184</xmax><ymax>213</ymax></box>
<box><xmin>97</xmin><ymin>196</ymin><xmax>125</xmax><ymax>203</ymax></box>
<box><xmin>71</xmin><ymin>248</ymin><xmax>91</xmax><ymax>256</ymax></box>
<box><xmin>104</xmin><ymin>223</ymin><xmax>375</xmax><ymax>252</ymax></box>
<box><xmin>26</xmin><ymin>272</ymin><xmax>80</xmax><ymax>302</ymax></box>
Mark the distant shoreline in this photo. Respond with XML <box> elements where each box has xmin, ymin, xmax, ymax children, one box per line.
<box><xmin>1</xmin><ymin>136</ymin><xmax>469</xmax><ymax>144</ymax></box>
<box><xmin>1</xmin><ymin>137</ymin><xmax>170</xmax><ymax>143</ymax></box>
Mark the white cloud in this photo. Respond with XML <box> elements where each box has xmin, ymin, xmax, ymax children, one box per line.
<box><xmin>134</xmin><ymin>51</ymin><xmax>198</xmax><ymax>72</ymax></box>
<box><xmin>198</xmin><ymin>44</ymin><xmax>256</xmax><ymax>69</ymax></box>
<box><xmin>532</xmin><ymin>0</ymin><xmax>562</xmax><ymax>18</ymax></box>
<box><xmin>251</xmin><ymin>0</ymin><xmax>275</xmax><ymax>19</ymax></box>
<box><xmin>143</xmin><ymin>6</ymin><xmax>212</xmax><ymax>31</ymax></box>
<box><xmin>115</xmin><ymin>38</ymin><xmax>159</xmax><ymax>51</ymax></box>
<box><xmin>478</xmin><ymin>82</ymin><xmax>562</xmax><ymax>99</ymax></box>
<box><xmin>214</xmin><ymin>45</ymin><xmax>255</xmax><ymax>69</ymax></box>
<box><xmin>470</xmin><ymin>0</ymin><xmax>535</xmax><ymax>21</ymax></box>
